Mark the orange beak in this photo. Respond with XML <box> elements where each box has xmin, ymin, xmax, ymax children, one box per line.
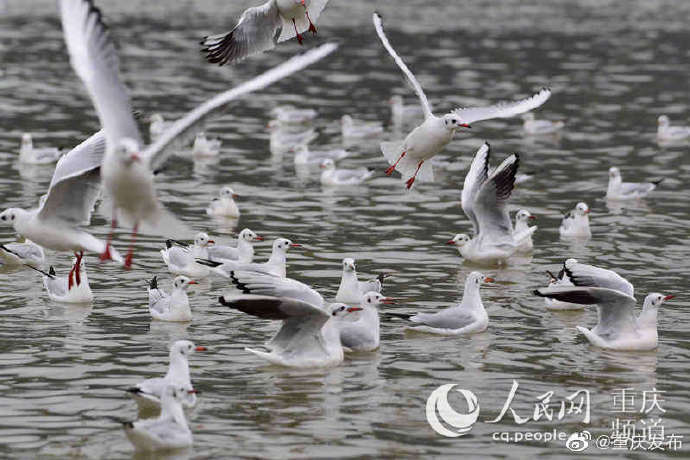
<box><xmin>584</xmin><ymin>209</ymin><xmax>590</xmax><ymax>214</ymax></box>
<box><xmin>232</xmin><ymin>193</ymin><xmax>239</xmax><ymax>199</ymax></box>
<box><xmin>664</xmin><ymin>295</ymin><xmax>674</xmax><ymax>301</ymax></box>
<box><xmin>484</xmin><ymin>277</ymin><xmax>495</xmax><ymax>283</ymax></box>
<box><xmin>195</xmin><ymin>346</ymin><xmax>207</xmax><ymax>351</ymax></box>
<box><xmin>347</xmin><ymin>307</ymin><xmax>363</xmax><ymax>313</ymax></box>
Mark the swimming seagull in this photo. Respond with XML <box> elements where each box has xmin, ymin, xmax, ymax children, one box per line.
<box><xmin>336</xmin><ymin>292</ymin><xmax>395</xmax><ymax>352</ymax></box>
<box><xmin>59</xmin><ymin>0</ymin><xmax>337</xmax><ymax>267</ymax></box>
<box><xmin>160</xmin><ymin>233</ymin><xmax>214</xmax><ymax>278</ymax></box>
<box><xmin>148</xmin><ymin>114</ymin><xmax>173</xmax><ymax>143</ymax></box>
<box><xmin>341</xmin><ymin>115</ymin><xmax>384</xmax><ymax>139</ymax></box>
<box><xmin>386</xmin><ymin>272</ymin><xmax>492</xmax><ymax>335</ymax></box>
<box><xmin>205</xmin><ymin>228</ymin><xmax>264</xmax><ymax>263</ymax></box>
<box><xmin>535</xmin><ymin>259</ymin><xmax>671</xmax><ymax>350</ymax></box>
<box><xmin>373</xmin><ymin>13</ymin><xmax>551</xmax><ymax>189</ymax></box>
<box><xmin>446</xmin><ymin>143</ymin><xmax>531</xmax><ymax>265</ymax></box>
<box><xmin>126</xmin><ymin>340</ymin><xmax>206</xmax><ymax>411</ymax></box>
<box><xmin>191</xmin><ymin>132</ymin><xmax>221</xmax><ymax>157</ymax></box>
<box><xmin>291</xmin><ymin>144</ymin><xmax>349</xmax><ymax>165</ymax></box>
<box><xmin>206</xmin><ymin>186</ymin><xmax>240</xmax><ymax>218</ymax></box>
<box><xmin>335</xmin><ymin>258</ymin><xmax>388</xmax><ymax>304</ymax></box>
<box><xmin>512</xmin><ymin>210</ymin><xmax>537</xmax><ymax>252</ymax></box>
<box><xmin>559</xmin><ymin>202</ymin><xmax>591</xmax><ymax>238</ymax></box>
<box><xmin>18</xmin><ymin>133</ymin><xmax>62</xmax><ymax>165</ymax></box>
<box><xmin>542</xmin><ymin>270</ymin><xmax>583</xmax><ymax>311</ymax></box>
<box><xmin>123</xmin><ymin>384</ymin><xmax>195</xmax><ymax>451</ymax></box>
<box><xmin>271</xmin><ymin>105</ymin><xmax>318</xmax><ymax>125</ymax></box>
<box><xmin>606</xmin><ymin>167</ymin><xmax>662</xmax><ymax>201</ymax></box>
<box><xmin>522</xmin><ymin>113</ymin><xmax>564</xmax><ymax>134</ymax></box>
<box><xmin>201</xmin><ymin>0</ymin><xmax>331</xmax><ymax>65</ymax></box>
<box><xmin>147</xmin><ymin>276</ymin><xmax>197</xmax><ymax>322</ymax></box>
<box><xmin>320</xmin><ymin>159</ymin><xmax>374</xmax><ymax>186</ymax></box>
<box><xmin>198</xmin><ymin>237</ymin><xmax>301</xmax><ymax>279</ymax></box>
<box><xmin>0</xmin><ymin>131</ymin><xmax>123</xmax><ymax>264</ymax></box>
<box><xmin>0</xmin><ymin>239</ymin><xmax>45</xmax><ymax>268</ymax></box>
<box><xmin>30</xmin><ymin>256</ymin><xmax>93</xmax><ymax>303</ymax></box>
<box><xmin>657</xmin><ymin>115</ymin><xmax>690</xmax><ymax>141</ymax></box>
<box><xmin>389</xmin><ymin>94</ymin><xmax>424</xmax><ymax>127</ymax></box>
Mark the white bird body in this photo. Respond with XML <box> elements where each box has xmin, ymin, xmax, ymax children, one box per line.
<box><xmin>390</xmin><ymin>95</ymin><xmax>424</xmax><ymax>126</ymax></box>
<box><xmin>522</xmin><ymin>113</ymin><xmax>564</xmax><ymax>134</ymax></box>
<box><xmin>18</xmin><ymin>133</ymin><xmax>61</xmax><ymax>165</ymax></box>
<box><xmin>0</xmin><ymin>239</ymin><xmax>45</xmax><ymax>267</ymax></box>
<box><xmin>320</xmin><ymin>159</ymin><xmax>374</xmax><ymax>186</ymax></box>
<box><xmin>42</xmin><ymin>258</ymin><xmax>93</xmax><ymax>304</ymax></box>
<box><xmin>543</xmin><ymin>272</ymin><xmax>583</xmax><ymax>311</ymax></box>
<box><xmin>335</xmin><ymin>258</ymin><xmax>384</xmax><ymax>304</ymax></box>
<box><xmin>206</xmin><ymin>186</ymin><xmax>240</xmax><ymax>218</ymax></box>
<box><xmin>292</xmin><ymin>144</ymin><xmax>349</xmax><ymax>165</ymax></box>
<box><xmin>559</xmin><ymin>202</ymin><xmax>591</xmax><ymax>238</ymax></box>
<box><xmin>206</xmin><ymin>229</ymin><xmax>263</xmax><ymax>263</ymax></box>
<box><xmin>271</xmin><ymin>105</ymin><xmax>317</xmax><ymax>125</ymax></box>
<box><xmin>201</xmin><ymin>237</ymin><xmax>299</xmax><ymax>279</ymax></box>
<box><xmin>191</xmin><ymin>132</ymin><xmax>221</xmax><ymax>157</ymax></box>
<box><xmin>341</xmin><ymin>115</ymin><xmax>384</xmax><ymax>139</ymax></box>
<box><xmin>337</xmin><ymin>292</ymin><xmax>394</xmax><ymax>352</ymax></box>
<box><xmin>606</xmin><ymin>167</ymin><xmax>659</xmax><ymax>200</ymax></box>
<box><xmin>512</xmin><ymin>210</ymin><xmax>537</xmax><ymax>252</ymax></box>
<box><xmin>657</xmin><ymin>115</ymin><xmax>690</xmax><ymax>141</ymax></box>
<box><xmin>160</xmin><ymin>234</ymin><xmax>215</xmax><ymax>279</ymax></box>
<box><xmin>148</xmin><ymin>114</ymin><xmax>173</xmax><ymax>142</ymax></box>
<box><xmin>147</xmin><ymin>276</ymin><xmax>196</xmax><ymax>322</ymax></box>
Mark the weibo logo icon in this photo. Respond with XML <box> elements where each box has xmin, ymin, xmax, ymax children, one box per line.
<box><xmin>426</xmin><ymin>384</ymin><xmax>480</xmax><ymax>437</ymax></box>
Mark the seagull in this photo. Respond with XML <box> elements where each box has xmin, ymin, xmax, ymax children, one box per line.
<box><xmin>206</xmin><ymin>186</ymin><xmax>240</xmax><ymax>218</ymax></box>
<box><xmin>147</xmin><ymin>276</ymin><xmax>197</xmax><ymax>322</ymax></box>
<box><xmin>218</xmin><ymin>290</ymin><xmax>362</xmax><ymax>368</ymax></box>
<box><xmin>606</xmin><ymin>167</ymin><xmax>662</xmax><ymax>201</ymax></box>
<box><xmin>205</xmin><ymin>228</ymin><xmax>264</xmax><ymax>263</ymax></box>
<box><xmin>522</xmin><ymin>113</ymin><xmax>564</xmax><ymax>134</ymax></box>
<box><xmin>291</xmin><ymin>144</ymin><xmax>349</xmax><ymax>165</ymax></box>
<box><xmin>0</xmin><ymin>131</ymin><xmax>123</xmax><ymax>264</ymax></box>
<box><xmin>28</xmin><ymin>255</ymin><xmax>93</xmax><ymax>303</ymax></box>
<box><xmin>336</xmin><ymin>291</ymin><xmax>395</xmax><ymax>352</ymax></box>
<box><xmin>160</xmin><ymin>234</ymin><xmax>214</xmax><ymax>279</ymax></box>
<box><xmin>446</xmin><ymin>143</ymin><xmax>530</xmax><ymax>266</ymax></box>
<box><xmin>271</xmin><ymin>105</ymin><xmax>318</xmax><ymax>125</ymax></box>
<box><xmin>535</xmin><ymin>259</ymin><xmax>671</xmax><ymax>350</ymax></box>
<box><xmin>123</xmin><ymin>384</ymin><xmax>194</xmax><ymax>451</ymax></box>
<box><xmin>341</xmin><ymin>115</ymin><xmax>384</xmax><ymax>139</ymax></box>
<box><xmin>386</xmin><ymin>272</ymin><xmax>492</xmax><ymax>335</ymax></box>
<box><xmin>335</xmin><ymin>258</ymin><xmax>388</xmax><ymax>304</ymax></box>
<box><xmin>657</xmin><ymin>115</ymin><xmax>690</xmax><ymax>141</ymax></box>
<box><xmin>126</xmin><ymin>340</ymin><xmax>206</xmax><ymax>411</ymax></box>
<box><xmin>148</xmin><ymin>114</ymin><xmax>173</xmax><ymax>143</ymax></box>
<box><xmin>191</xmin><ymin>132</ymin><xmax>221</xmax><ymax>157</ymax></box>
<box><xmin>389</xmin><ymin>94</ymin><xmax>424</xmax><ymax>127</ymax></box>
<box><xmin>0</xmin><ymin>239</ymin><xmax>45</xmax><ymax>267</ymax></box>
<box><xmin>18</xmin><ymin>133</ymin><xmax>62</xmax><ymax>165</ymax></box>
<box><xmin>59</xmin><ymin>0</ymin><xmax>337</xmax><ymax>267</ymax></box>
<box><xmin>320</xmin><ymin>159</ymin><xmax>374</xmax><ymax>186</ymax></box>
<box><xmin>513</xmin><ymin>210</ymin><xmax>537</xmax><ymax>252</ymax></box>
<box><xmin>201</xmin><ymin>0</ymin><xmax>331</xmax><ymax>65</ymax></box>
<box><xmin>197</xmin><ymin>237</ymin><xmax>301</xmax><ymax>279</ymax></box>
<box><xmin>373</xmin><ymin>13</ymin><xmax>551</xmax><ymax>189</ymax></box>
<box><xmin>559</xmin><ymin>202</ymin><xmax>591</xmax><ymax>238</ymax></box>
<box><xmin>543</xmin><ymin>269</ymin><xmax>583</xmax><ymax>311</ymax></box>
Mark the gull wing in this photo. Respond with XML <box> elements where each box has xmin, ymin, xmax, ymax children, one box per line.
<box><xmin>564</xmin><ymin>259</ymin><xmax>634</xmax><ymax>296</ymax></box>
<box><xmin>472</xmin><ymin>153</ymin><xmax>519</xmax><ymax>239</ymax></box>
<box><xmin>229</xmin><ymin>271</ymin><xmax>325</xmax><ymax>308</ymax></box>
<box><xmin>452</xmin><ymin>88</ymin><xmax>551</xmax><ymax>124</ymax></box>
<box><xmin>461</xmin><ymin>143</ymin><xmax>490</xmax><ymax>235</ymax></box>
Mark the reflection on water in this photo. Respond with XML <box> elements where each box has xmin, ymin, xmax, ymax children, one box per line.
<box><xmin>1</xmin><ymin>0</ymin><xmax>689</xmax><ymax>457</ymax></box>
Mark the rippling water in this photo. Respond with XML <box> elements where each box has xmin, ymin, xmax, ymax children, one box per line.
<box><xmin>1</xmin><ymin>0</ymin><xmax>689</xmax><ymax>458</ymax></box>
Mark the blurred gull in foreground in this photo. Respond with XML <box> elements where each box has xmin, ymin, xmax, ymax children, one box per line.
<box><xmin>0</xmin><ymin>239</ymin><xmax>45</xmax><ymax>268</ymax></box>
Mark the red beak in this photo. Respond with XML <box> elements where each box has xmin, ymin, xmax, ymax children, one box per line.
<box><xmin>300</xmin><ymin>0</ymin><xmax>305</xmax><ymax>5</ymax></box>
<box><xmin>207</xmin><ymin>240</ymin><xmax>215</xmax><ymax>244</ymax></box>
<box><xmin>188</xmin><ymin>281</ymin><xmax>198</xmax><ymax>285</ymax></box>
<box><xmin>130</xmin><ymin>153</ymin><xmax>141</xmax><ymax>162</ymax></box>
<box><xmin>446</xmin><ymin>240</ymin><xmax>456</xmax><ymax>245</ymax></box>
<box><xmin>347</xmin><ymin>307</ymin><xmax>363</xmax><ymax>313</ymax></box>
<box><xmin>232</xmin><ymin>193</ymin><xmax>239</xmax><ymax>199</ymax></box>
<box><xmin>584</xmin><ymin>209</ymin><xmax>590</xmax><ymax>214</ymax></box>
<box><xmin>484</xmin><ymin>277</ymin><xmax>495</xmax><ymax>283</ymax></box>
<box><xmin>255</xmin><ymin>236</ymin><xmax>264</xmax><ymax>241</ymax></box>
<box><xmin>290</xmin><ymin>243</ymin><xmax>302</xmax><ymax>248</ymax></box>
<box><xmin>528</xmin><ymin>215</ymin><xmax>536</xmax><ymax>220</ymax></box>
<box><xmin>187</xmin><ymin>389</ymin><xmax>198</xmax><ymax>394</ymax></box>
<box><xmin>664</xmin><ymin>295</ymin><xmax>674</xmax><ymax>301</ymax></box>
<box><xmin>460</xmin><ymin>123</ymin><xmax>471</xmax><ymax>128</ymax></box>
<box><xmin>195</xmin><ymin>346</ymin><xmax>207</xmax><ymax>351</ymax></box>
<box><xmin>380</xmin><ymin>297</ymin><xmax>396</xmax><ymax>304</ymax></box>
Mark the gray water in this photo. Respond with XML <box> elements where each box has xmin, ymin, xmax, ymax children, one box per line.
<box><xmin>1</xmin><ymin>0</ymin><xmax>689</xmax><ymax>458</ymax></box>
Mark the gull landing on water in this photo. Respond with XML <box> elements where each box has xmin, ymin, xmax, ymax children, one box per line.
<box><xmin>201</xmin><ymin>0</ymin><xmax>330</xmax><ymax>65</ymax></box>
<box><xmin>373</xmin><ymin>13</ymin><xmax>551</xmax><ymax>189</ymax></box>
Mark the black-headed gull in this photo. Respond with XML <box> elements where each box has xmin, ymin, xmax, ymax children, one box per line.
<box><xmin>513</xmin><ymin>210</ymin><xmax>537</xmax><ymax>252</ymax></box>
<box><xmin>657</xmin><ymin>115</ymin><xmax>690</xmax><ymax>141</ymax></box>
<box><xmin>335</xmin><ymin>258</ymin><xmax>388</xmax><ymax>304</ymax></box>
<box><xmin>198</xmin><ymin>237</ymin><xmax>301</xmax><ymax>279</ymax></box>
<box><xmin>147</xmin><ymin>276</ymin><xmax>197</xmax><ymax>322</ymax></box>
<box><xmin>59</xmin><ymin>0</ymin><xmax>337</xmax><ymax>267</ymax></box>
<box><xmin>202</xmin><ymin>0</ymin><xmax>330</xmax><ymax>65</ymax></box>
<box><xmin>522</xmin><ymin>113</ymin><xmax>564</xmax><ymax>134</ymax></box>
<box><xmin>124</xmin><ymin>384</ymin><xmax>194</xmax><ymax>451</ymax></box>
<box><xmin>220</xmin><ymin>292</ymin><xmax>359</xmax><ymax>367</ymax></box>
<box><xmin>161</xmin><ymin>234</ymin><xmax>214</xmax><ymax>279</ymax></box>
<box><xmin>389</xmin><ymin>94</ymin><xmax>424</xmax><ymax>127</ymax></box>
<box><xmin>447</xmin><ymin>143</ymin><xmax>530</xmax><ymax>266</ymax></box>
<box><xmin>206</xmin><ymin>228</ymin><xmax>264</xmax><ymax>263</ymax></box>
<box><xmin>126</xmin><ymin>340</ymin><xmax>206</xmax><ymax>411</ymax></box>
<box><xmin>33</xmin><ymin>255</ymin><xmax>93</xmax><ymax>303</ymax></box>
<box><xmin>0</xmin><ymin>239</ymin><xmax>45</xmax><ymax>268</ymax></box>
<box><xmin>543</xmin><ymin>270</ymin><xmax>583</xmax><ymax>311</ymax></box>
<box><xmin>606</xmin><ymin>167</ymin><xmax>662</xmax><ymax>201</ymax></box>
<box><xmin>1</xmin><ymin>131</ymin><xmax>123</xmax><ymax>264</ymax></box>
<box><xmin>386</xmin><ymin>272</ymin><xmax>492</xmax><ymax>335</ymax></box>
<box><xmin>373</xmin><ymin>13</ymin><xmax>551</xmax><ymax>189</ymax></box>
<box><xmin>336</xmin><ymin>292</ymin><xmax>395</xmax><ymax>352</ymax></box>
<box><xmin>191</xmin><ymin>132</ymin><xmax>221</xmax><ymax>157</ymax></box>
<box><xmin>535</xmin><ymin>259</ymin><xmax>671</xmax><ymax>350</ymax></box>
<box><xmin>206</xmin><ymin>186</ymin><xmax>240</xmax><ymax>218</ymax></box>
<box><xmin>271</xmin><ymin>105</ymin><xmax>318</xmax><ymax>125</ymax></box>
<box><xmin>559</xmin><ymin>202</ymin><xmax>591</xmax><ymax>238</ymax></box>
<box><xmin>291</xmin><ymin>144</ymin><xmax>349</xmax><ymax>165</ymax></box>
<box><xmin>341</xmin><ymin>115</ymin><xmax>384</xmax><ymax>139</ymax></box>
<box><xmin>320</xmin><ymin>159</ymin><xmax>374</xmax><ymax>186</ymax></box>
<box><xmin>18</xmin><ymin>133</ymin><xmax>62</xmax><ymax>165</ymax></box>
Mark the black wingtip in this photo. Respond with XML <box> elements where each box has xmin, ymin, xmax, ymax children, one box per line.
<box><xmin>49</xmin><ymin>266</ymin><xmax>56</xmax><ymax>276</ymax></box>
<box><xmin>196</xmin><ymin>258</ymin><xmax>221</xmax><ymax>267</ymax></box>
<box><xmin>651</xmin><ymin>178</ymin><xmax>664</xmax><ymax>186</ymax></box>
<box><xmin>165</xmin><ymin>240</ymin><xmax>173</xmax><ymax>249</ymax></box>
<box><xmin>123</xmin><ymin>421</ymin><xmax>134</xmax><ymax>429</ymax></box>
<box><xmin>148</xmin><ymin>276</ymin><xmax>157</xmax><ymax>290</ymax></box>
<box><xmin>533</xmin><ymin>289</ymin><xmax>545</xmax><ymax>297</ymax></box>
<box><xmin>218</xmin><ymin>296</ymin><xmax>229</xmax><ymax>307</ymax></box>
<box><xmin>125</xmin><ymin>387</ymin><xmax>142</xmax><ymax>394</ymax></box>
<box><xmin>229</xmin><ymin>271</ymin><xmax>251</xmax><ymax>294</ymax></box>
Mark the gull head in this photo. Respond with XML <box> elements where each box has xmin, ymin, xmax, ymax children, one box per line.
<box><xmin>150</xmin><ymin>113</ymin><xmax>164</xmax><ymax>125</ymax></box>
<box><xmin>446</xmin><ymin>233</ymin><xmax>470</xmax><ymax>247</ymax></box>
<box><xmin>172</xmin><ymin>275</ymin><xmax>197</xmax><ymax>291</ymax></box>
<box><xmin>330</xmin><ymin>303</ymin><xmax>363</xmax><ymax>318</ymax></box>
<box><xmin>115</xmin><ymin>138</ymin><xmax>141</xmax><ymax>165</ymax></box>
<box><xmin>340</xmin><ymin>115</ymin><xmax>353</xmax><ymax>127</ymax></box>
<box><xmin>239</xmin><ymin>228</ymin><xmax>263</xmax><ymax>242</ymax></box>
<box><xmin>442</xmin><ymin>114</ymin><xmax>471</xmax><ymax>131</ymax></box>
<box><xmin>170</xmin><ymin>339</ymin><xmax>206</xmax><ymax>359</ymax></box>
<box><xmin>575</xmin><ymin>202</ymin><xmax>590</xmax><ymax>216</ymax></box>
<box><xmin>389</xmin><ymin>95</ymin><xmax>403</xmax><ymax>106</ymax></box>
<box><xmin>642</xmin><ymin>293</ymin><xmax>674</xmax><ymax>312</ymax></box>
<box><xmin>657</xmin><ymin>115</ymin><xmax>669</xmax><ymax>127</ymax></box>
<box><xmin>220</xmin><ymin>186</ymin><xmax>239</xmax><ymax>200</ymax></box>
<box><xmin>608</xmin><ymin>167</ymin><xmax>621</xmax><ymax>180</ymax></box>
<box><xmin>515</xmin><ymin>209</ymin><xmax>535</xmax><ymax>223</ymax></box>
<box><xmin>21</xmin><ymin>133</ymin><xmax>32</xmax><ymax>148</ymax></box>
<box><xmin>274</xmin><ymin>237</ymin><xmax>301</xmax><ymax>254</ymax></box>
<box><xmin>320</xmin><ymin>159</ymin><xmax>335</xmax><ymax>170</ymax></box>
<box><xmin>342</xmin><ymin>257</ymin><xmax>356</xmax><ymax>272</ymax></box>
<box><xmin>361</xmin><ymin>291</ymin><xmax>396</xmax><ymax>308</ymax></box>
<box><xmin>467</xmin><ymin>271</ymin><xmax>494</xmax><ymax>287</ymax></box>
<box><xmin>194</xmin><ymin>232</ymin><xmax>214</xmax><ymax>247</ymax></box>
<box><xmin>195</xmin><ymin>132</ymin><xmax>206</xmax><ymax>141</ymax></box>
<box><xmin>0</xmin><ymin>208</ymin><xmax>19</xmax><ymax>226</ymax></box>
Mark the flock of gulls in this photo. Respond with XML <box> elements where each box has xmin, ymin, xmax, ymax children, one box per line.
<box><xmin>2</xmin><ymin>0</ymin><xmax>686</xmax><ymax>453</ymax></box>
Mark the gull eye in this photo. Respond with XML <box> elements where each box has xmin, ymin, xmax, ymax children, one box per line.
<box><xmin>367</xmin><ymin>298</ymin><xmax>371</xmax><ymax>303</ymax></box>
<box><xmin>1</xmin><ymin>216</ymin><xmax>5</xmax><ymax>221</ymax></box>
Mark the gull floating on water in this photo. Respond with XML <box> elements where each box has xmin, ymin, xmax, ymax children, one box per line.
<box><xmin>206</xmin><ymin>186</ymin><xmax>240</xmax><ymax>218</ymax></box>
<box><xmin>337</xmin><ymin>292</ymin><xmax>395</xmax><ymax>352</ymax></box>
<box><xmin>543</xmin><ymin>269</ymin><xmax>583</xmax><ymax>311</ymax></box>
<box><xmin>522</xmin><ymin>113</ymin><xmax>564</xmax><ymax>135</ymax></box>
<box><xmin>320</xmin><ymin>159</ymin><xmax>374</xmax><ymax>186</ymax></box>
<box><xmin>559</xmin><ymin>202</ymin><xmax>591</xmax><ymax>238</ymax></box>
<box><xmin>124</xmin><ymin>384</ymin><xmax>195</xmax><ymax>451</ymax></box>
<box><xmin>335</xmin><ymin>257</ymin><xmax>388</xmax><ymax>304</ymax></box>
<box><xmin>191</xmin><ymin>132</ymin><xmax>221</xmax><ymax>157</ymax></box>
<box><xmin>18</xmin><ymin>133</ymin><xmax>62</xmax><ymax>165</ymax></box>
<box><xmin>535</xmin><ymin>259</ymin><xmax>671</xmax><ymax>350</ymax></box>
<box><xmin>0</xmin><ymin>239</ymin><xmax>45</xmax><ymax>268</ymax></box>
<box><xmin>606</xmin><ymin>167</ymin><xmax>662</xmax><ymax>201</ymax></box>
<box><xmin>657</xmin><ymin>115</ymin><xmax>690</xmax><ymax>141</ymax></box>
<box><xmin>341</xmin><ymin>115</ymin><xmax>384</xmax><ymax>139</ymax></box>
<box><xmin>205</xmin><ymin>228</ymin><xmax>263</xmax><ymax>263</ymax></box>
<box><xmin>60</xmin><ymin>0</ymin><xmax>337</xmax><ymax>267</ymax></box>
<box><xmin>201</xmin><ymin>0</ymin><xmax>331</xmax><ymax>65</ymax></box>
<box><xmin>147</xmin><ymin>276</ymin><xmax>197</xmax><ymax>322</ymax></box>
<box><xmin>148</xmin><ymin>114</ymin><xmax>173</xmax><ymax>143</ymax></box>
<box><xmin>373</xmin><ymin>13</ymin><xmax>551</xmax><ymax>189</ymax></box>
<box><xmin>126</xmin><ymin>340</ymin><xmax>206</xmax><ymax>411</ymax></box>
<box><xmin>271</xmin><ymin>105</ymin><xmax>318</xmax><ymax>125</ymax></box>
<box><xmin>198</xmin><ymin>237</ymin><xmax>300</xmax><ymax>279</ymax></box>
<box><xmin>386</xmin><ymin>272</ymin><xmax>492</xmax><ymax>335</ymax></box>
<box><xmin>32</xmin><ymin>254</ymin><xmax>93</xmax><ymax>303</ymax></box>
<box><xmin>513</xmin><ymin>210</ymin><xmax>537</xmax><ymax>252</ymax></box>
<box><xmin>292</xmin><ymin>144</ymin><xmax>349</xmax><ymax>165</ymax></box>
<box><xmin>268</xmin><ymin>120</ymin><xmax>318</xmax><ymax>155</ymax></box>
<box><xmin>161</xmin><ymin>234</ymin><xmax>214</xmax><ymax>279</ymax></box>
<box><xmin>389</xmin><ymin>94</ymin><xmax>424</xmax><ymax>127</ymax></box>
